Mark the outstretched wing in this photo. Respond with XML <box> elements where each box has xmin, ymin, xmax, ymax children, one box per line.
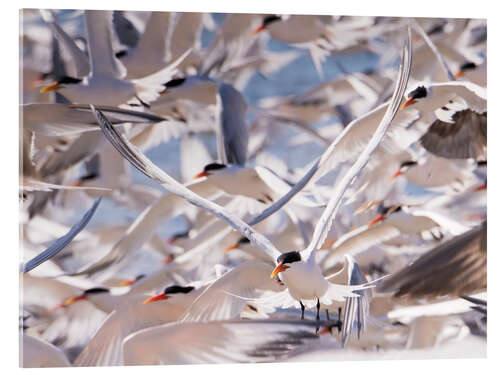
<box><xmin>22</xmin><ymin>197</ymin><xmax>102</xmax><ymax>273</ymax></box>
<box><xmin>93</xmin><ymin>106</ymin><xmax>282</xmax><ymax>263</ymax></box>
<box><xmin>303</xmin><ymin>28</ymin><xmax>412</xmax><ymax>260</ymax></box>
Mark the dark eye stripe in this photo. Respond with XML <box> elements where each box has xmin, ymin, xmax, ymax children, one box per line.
<box><xmin>163</xmin><ymin>285</ymin><xmax>195</xmax><ymax>295</ymax></box>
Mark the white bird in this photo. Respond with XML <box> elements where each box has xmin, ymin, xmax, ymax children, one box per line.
<box><xmin>39</xmin><ymin>10</ymin><xmax>188</xmax><ymax>106</ymax></box>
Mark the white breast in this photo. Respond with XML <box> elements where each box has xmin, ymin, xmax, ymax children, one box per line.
<box><xmin>282</xmin><ymin>260</ymin><xmax>328</xmax><ymax>301</ymax></box>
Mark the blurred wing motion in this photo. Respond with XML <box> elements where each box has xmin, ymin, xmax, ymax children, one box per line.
<box><xmin>123</xmin><ymin>319</ymin><xmax>322</xmax><ymax>365</ymax></box>
<box><xmin>378</xmin><ymin>221</ymin><xmax>486</xmax><ymax>299</ymax></box>
<box><xmin>22</xmin><ymin>104</ymin><xmax>167</xmax><ymax>136</ymax></box>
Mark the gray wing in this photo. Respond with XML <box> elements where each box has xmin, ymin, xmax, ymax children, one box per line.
<box><xmin>123</xmin><ymin>319</ymin><xmax>326</xmax><ymax>365</ymax></box>
<box><xmin>112</xmin><ymin>11</ymin><xmax>140</xmax><ymax>48</ymax></box>
<box><xmin>377</xmin><ymin>221</ymin><xmax>486</xmax><ymax>299</ymax></box>
<box><xmin>23</xmin><ymin>103</ymin><xmax>166</xmax><ymax>136</ymax></box>
<box><xmin>304</xmin><ymin>27</ymin><xmax>412</xmax><ymax>258</ymax></box>
<box><xmin>22</xmin><ymin>197</ymin><xmax>102</xmax><ymax>273</ymax></box>
<box><xmin>40</xmin><ymin>10</ymin><xmax>91</xmax><ymax>77</ymax></box>
<box><xmin>420</xmin><ymin>109</ymin><xmax>487</xmax><ymax>159</ymax></box>
<box><xmin>216</xmin><ymin>83</ymin><xmax>248</xmax><ymax>166</ymax></box>
<box><xmin>341</xmin><ymin>255</ymin><xmax>371</xmax><ymax>346</ymax></box>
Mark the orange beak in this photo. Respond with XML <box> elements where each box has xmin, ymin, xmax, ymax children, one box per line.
<box><xmin>401</xmin><ymin>97</ymin><xmax>416</xmax><ymax>109</ymax></box>
<box><xmin>143</xmin><ymin>293</ymin><xmax>170</xmax><ymax>304</ymax></box>
<box><xmin>367</xmin><ymin>213</ymin><xmax>384</xmax><ymax>227</ymax></box>
<box><xmin>163</xmin><ymin>255</ymin><xmax>173</xmax><ymax>264</ymax></box>
<box><xmin>270</xmin><ymin>262</ymin><xmax>289</xmax><ymax>279</ymax></box>
<box><xmin>473</xmin><ymin>183</ymin><xmax>487</xmax><ymax>192</ymax></box>
<box><xmin>59</xmin><ymin>294</ymin><xmax>87</xmax><ymax>308</ymax></box>
<box><xmin>119</xmin><ymin>278</ymin><xmax>137</xmax><ymax>287</ymax></box>
<box><xmin>40</xmin><ymin>82</ymin><xmax>62</xmax><ymax>93</ymax></box>
<box><xmin>223</xmin><ymin>243</ymin><xmax>239</xmax><ymax>252</ymax></box>
<box><xmin>389</xmin><ymin>169</ymin><xmax>403</xmax><ymax>180</ymax></box>
<box><xmin>194</xmin><ymin>171</ymin><xmax>209</xmax><ymax>179</ymax></box>
<box><xmin>454</xmin><ymin>70</ymin><xmax>464</xmax><ymax>79</ymax></box>
<box><xmin>251</xmin><ymin>24</ymin><xmax>266</xmax><ymax>36</ymax></box>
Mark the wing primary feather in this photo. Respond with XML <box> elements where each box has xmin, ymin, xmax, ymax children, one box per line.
<box><xmin>22</xmin><ymin>197</ymin><xmax>102</xmax><ymax>273</ymax></box>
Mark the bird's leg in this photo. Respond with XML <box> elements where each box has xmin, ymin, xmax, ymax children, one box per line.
<box><xmin>326</xmin><ymin>309</ymin><xmax>330</xmax><ymax>321</ymax></box>
<box><xmin>300</xmin><ymin>301</ymin><xmax>305</xmax><ymax>320</ymax></box>
<box><xmin>316</xmin><ymin>298</ymin><xmax>321</xmax><ymax>334</ymax></box>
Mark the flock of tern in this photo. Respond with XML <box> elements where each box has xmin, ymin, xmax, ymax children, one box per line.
<box><xmin>20</xmin><ymin>9</ymin><xmax>486</xmax><ymax>367</ymax></box>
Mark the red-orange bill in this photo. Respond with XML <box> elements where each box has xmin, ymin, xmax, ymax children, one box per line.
<box><xmin>143</xmin><ymin>293</ymin><xmax>169</xmax><ymax>304</ymax></box>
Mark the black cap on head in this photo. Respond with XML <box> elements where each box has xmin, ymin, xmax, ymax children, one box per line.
<box><xmin>377</xmin><ymin>204</ymin><xmax>402</xmax><ymax>216</ymax></box>
<box><xmin>163</xmin><ymin>285</ymin><xmax>195</xmax><ymax>295</ymax></box>
<box><xmin>164</xmin><ymin>77</ymin><xmax>187</xmax><ymax>88</ymax></box>
<box><xmin>115</xmin><ymin>50</ymin><xmax>128</xmax><ymax>58</ymax></box>
<box><xmin>400</xmin><ymin>160</ymin><xmax>418</xmax><ymax>169</ymax></box>
<box><xmin>57</xmin><ymin>76</ymin><xmax>83</xmax><ymax>85</ymax></box>
<box><xmin>84</xmin><ymin>287</ymin><xmax>109</xmax><ymax>295</ymax></box>
<box><xmin>263</xmin><ymin>15</ymin><xmax>282</xmax><ymax>26</ymax></box>
<box><xmin>204</xmin><ymin>163</ymin><xmax>227</xmax><ymax>172</ymax></box>
<box><xmin>460</xmin><ymin>61</ymin><xmax>477</xmax><ymax>71</ymax></box>
<box><xmin>237</xmin><ymin>237</ymin><xmax>251</xmax><ymax>245</ymax></box>
<box><xmin>408</xmin><ymin>86</ymin><xmax>427</xmax><ymax>100</ymax></box>
<box><xmin>277</xmin><ymin>251</ymin><xmax>301</xmax><ymax>265</ymax></box>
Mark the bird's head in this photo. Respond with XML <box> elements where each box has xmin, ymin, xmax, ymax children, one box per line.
<box><xmin>223</xmin><ymin>236</ymin><xmax>250</xmax><ymax>252</ymax></box>
<box><xmin>40</xmin><ymin>76</ymin><xmax>83</xmax><ymax>93</ymax></box>
<box><xmin>401</xmin><ymin>85</ymin><xmax>429</xmax><ymax>109</ymax></box>
<box><xmin>69</xmin><ymin>171</ymin><xmax>100</xmax><ymax>187</ymax></box>
<box><xmin>143</xmin><ymin>285</ymin><xmax>194</xmax><ymax>304</ymax></box>
<box><xmin>167</xmin><ymin>231</ymin><xmax>189</xmax><ymax>245</ymax></box>
<box><xmin>194</xmin><ymin>162</ymin><xmax>227</xmax><ymax>179</ymax></box>
<box><xmin>119</xmin><ymin>274</ymin><xmax>146</xmax><ymax>287</ymax></box>
<box><xmin>251</xmin><ymin>15</ymin><xmax>282</xmax><ymax>35</ymax></box>
<box><xmin>51</xmin><ymin>287</ymin><xmax>110</xmax><ymax>311</ymax></box>
<box><xmin>367</xmin><ymin>204</ymin><xmax>402</xmax><ymax>227</ymax></box>
<box><xmin>389</xmin><ymin>160</ymin><xmax>418</xmax><ymax>180</ymax></box>
<box><xmin>454</xmin><ymin>61</ymin><xmax>477</xmax><ymax>79</ymax></box>
<box><xmin>270</xmin><ymin>251</ymin><xmax>301</xmax><ymax>278</ymax></box>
